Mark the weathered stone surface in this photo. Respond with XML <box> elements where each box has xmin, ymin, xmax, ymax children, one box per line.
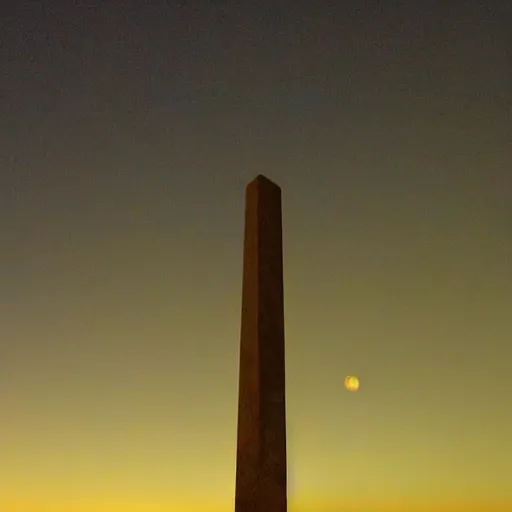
<box><xmin>235</xmin><ymin>175</ymin><xmax>287</xmax><ymax>512</ymax></box>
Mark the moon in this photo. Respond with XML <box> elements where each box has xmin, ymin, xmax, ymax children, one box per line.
<box><xmin>344</xmin><ymin>375</ymin><xmax>360</xmax><ymax>392</ymax></box>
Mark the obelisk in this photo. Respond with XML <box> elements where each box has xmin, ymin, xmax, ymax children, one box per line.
<box><xmin>234</xmin><ymin>175</ymin><xmax>287</xmax><ymax>512</ymax></box>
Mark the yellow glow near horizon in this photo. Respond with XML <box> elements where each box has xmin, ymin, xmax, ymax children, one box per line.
<box><xmin>2</xmin><ymin>496</ymin><xmax>512</xmax><ymax>512</ymax></box>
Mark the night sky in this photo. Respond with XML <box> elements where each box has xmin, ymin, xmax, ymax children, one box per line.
<box><xmin>1</xmin><ymin>1</ymin><xmax>511</xmax><ymax>511</ymax></box>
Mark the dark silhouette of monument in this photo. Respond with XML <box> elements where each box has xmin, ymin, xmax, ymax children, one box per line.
<box><xmin>234</xmin><ymin>175</ymin><xmax>287</xmax><ymax>512</ymax></box>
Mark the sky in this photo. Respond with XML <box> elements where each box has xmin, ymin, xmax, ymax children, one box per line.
<box><xmin>1</xmin><ymin>1</ymin><xmax>511</xmax><ymax>511</ymax></box>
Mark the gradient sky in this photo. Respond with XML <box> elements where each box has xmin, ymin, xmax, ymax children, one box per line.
<box><xmin>1</xmin><ymin>1</ymin><xmax>511</xmax><ymax>511</ymax></box>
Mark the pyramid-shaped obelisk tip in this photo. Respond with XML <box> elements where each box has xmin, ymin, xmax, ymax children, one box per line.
<box><xmin>248</xmin><ymin>174</ymin><xmax>281</xmax><ymax>191</ymax></box>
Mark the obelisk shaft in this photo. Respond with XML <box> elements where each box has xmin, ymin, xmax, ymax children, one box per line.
<box><xmin>235</xmin><ymin>175</ymin><xmax>287</xmax><ymax>512</ymax></box>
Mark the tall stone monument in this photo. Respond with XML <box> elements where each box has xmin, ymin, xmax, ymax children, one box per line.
<box><xmin>234</xmin><ymin>175</ymin><xmax>287</xmax><ymax>512</ymax></box>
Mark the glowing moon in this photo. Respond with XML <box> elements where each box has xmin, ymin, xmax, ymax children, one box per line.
<box><xmin>344</xmin><ymin>375</ymin><xmax>360</xmax><ymax>391</ymax></box>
